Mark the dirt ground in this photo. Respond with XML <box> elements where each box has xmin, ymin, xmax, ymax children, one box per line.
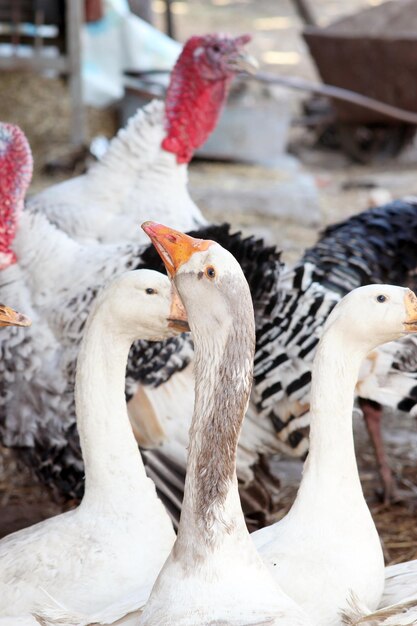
<box><xmin>1</xmin><ymin>0</ymin><xmax>417</xmax><ymax>567</ymax></box>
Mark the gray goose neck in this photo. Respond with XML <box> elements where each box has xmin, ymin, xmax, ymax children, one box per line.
<box><xmin>177</xmin><ymin>292</ymin><xmax>255</xmax><ymax>552</ymax></box>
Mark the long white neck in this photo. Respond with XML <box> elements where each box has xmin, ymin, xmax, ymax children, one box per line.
<box><xmin>76</xmin><ymin>302</ymin><xmax>148</xmax><ymax>508</ymax></box>
<box><xmin>175</xmin><ymin>307</ymin><xmax>255</xmax><ymax>557</ymax></box>
<box><xmin>293</xmin><ymin>326</ymin><xmax>368</xmax><ymax>510</ymax></box>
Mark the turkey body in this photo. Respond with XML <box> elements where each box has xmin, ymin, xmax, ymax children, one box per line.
<box><xmin>28</xmin><ymin>101</ymin><xmax>205</xmax><ymax>244</ymax></box>
<box><xmin>1</xmin><ymin>215</ymin><xmax>283</xmax><ymax>515</ymax></box>
<box><xmin>4</xmin><ymin>201</ymin><xmax>417</xmax><ymax>526</ymax></box>
<box><xmin>253</xmin><ymin>199</ymin><xmax>417</xmax><ymax>460</ymax></box>
<box><xmin>4</xmin><ymin>129</ymin><xmax>417</xmax><ymax>528</ymax></box>
<box><xmin>26</xmin><ymin>34</ymin><xmax>257</xmax><ymax>246</ymax></box>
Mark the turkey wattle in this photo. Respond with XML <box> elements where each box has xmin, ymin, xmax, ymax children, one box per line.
<box><xmin>27</xmin><ymin>33</ymin><xmax>255</xmax><ymax>245</ymax></box>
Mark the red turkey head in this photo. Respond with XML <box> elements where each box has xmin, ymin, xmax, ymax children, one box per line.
<box><xmin>0</xmin><ymin>123</ymin><xmax>33</xmax><ymax>270</ymax></box>
<box><xmin>162</xmin><ymin>33</ymin><xmax>257</xmax><ymax>164</ymax></box>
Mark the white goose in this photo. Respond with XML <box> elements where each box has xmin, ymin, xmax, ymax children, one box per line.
<box><xmin>0</xmin><ymin>270</ymin><xmax>188</xmax><ymax>619</ymax></box>
<box><xmin>136</xmin><ymin>223</ymin><xmax>311</xmax><ymax>626</ymax></box>
<box><xmin>252</xmin><ymin>284</ymin><xmax>417</xmax><ymax>625</ymax></box>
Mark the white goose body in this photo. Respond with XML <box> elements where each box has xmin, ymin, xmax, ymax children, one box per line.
<box><xmin>253</xmin><ymin>284</ymin><xmax>417</xmax><ymax>625</ymax></box>
<box><xmin>138</xmin><ymin>224</ymin><xmax>311</xmax><ymax>626</ymax></box>
<box><xmin>0</xmin><ymin>271</ymin><xmax>179</xmax><ymax>618</ymax></box>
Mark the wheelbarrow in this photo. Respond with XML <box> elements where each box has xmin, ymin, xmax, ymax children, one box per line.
<box><xmin>301</xmin><ymin>0</ymin><xmax>417</xmax><ymax>163</ymax></box>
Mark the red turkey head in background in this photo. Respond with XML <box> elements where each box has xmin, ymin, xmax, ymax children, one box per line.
<box><xmin>162</xmin><ymin>33</ymin><xmax>257</xmax><ymax>164</ymax></box>
<box><xmin>0</xmin><ymin>123</ymin><xmax>33</xmax><ymax>270</ymax></box>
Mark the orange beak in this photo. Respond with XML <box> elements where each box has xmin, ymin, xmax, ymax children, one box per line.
<box><xmin>168</xmin><ymin>284</ymin><xmax>189</xmax><ymax>332</ymax></box>
<box><xmin>404</xmin><ymin>289</ymin><xmax>417</xmax><ymax>331</ymax></box>
<box><xmin>141</xmin><ymin>222</ymin><xmax>213</xmax><ymax>277</ymax></box>
<box><xmin>0</xmin><ymin>304</ymin><xmax>31</xmax><ymax>328</ymax></box>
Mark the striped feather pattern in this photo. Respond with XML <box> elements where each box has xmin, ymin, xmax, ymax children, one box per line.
<box><xmin>252</xmin><ymin>200</ymin><xmax>417</xmax><ymax>456</ymax></box>
<box><xmin>3</xmin><ymin>201</ymin><xmax>417</xmax><ymax>527</ymax></box>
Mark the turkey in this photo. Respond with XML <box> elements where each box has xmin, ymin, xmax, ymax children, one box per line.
<box><xmin>27</xmin><ymin>33</ymin><xmax>256</xmax><ymax>245</ymax></box>
<box><xmin>130</xmin><ymin>208</ymin><xmax>417</xmax><ymax>523</ymax></box>
<box><xmin>254</xmin><ymin>201</ymin><xmax>417</xmax><ymax>502</ymax></box>
<box><xmin>3</xmin><ymin>122</ymin><xmax>417</xmax><ymax>531</ymax></box>
<box><xmin>0</xmin><ymin>122</ymin><xmax>283</xmax><ymax>528</ymax></box>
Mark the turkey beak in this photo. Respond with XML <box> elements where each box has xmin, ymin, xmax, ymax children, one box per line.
<box><xmin>141</xmin><ymin>221</ymin><xmax>213</xmax><ymax>277</ymax></box>
<box><xmin>404</xmin><ymin>289</ymin><xmax>417</xmax><ymax>332</ymax></box>
<box><xmin>227</xmin><ymin>34</ymin><xmax>258</xmax><ymax>75</ymax></box>
<box><xmin>228</xmin><ymin>50</ymin><xmax>259</xmax><ymax>75</ymax></box>
<box><xmin>0</xmin><ymin>304</ymin><xmax>31</xmax><ymax>327</ymax></box>
<box><xmin>168</xmin><ymin>284</ymin><xmax>189</xmax><ymax>332</ymax></box>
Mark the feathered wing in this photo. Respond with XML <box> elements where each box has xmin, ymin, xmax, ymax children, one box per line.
<box><xmin>255</xmin><ymin>200</ymin><xmax>417</xmax><ymax>453</ymax></box>
<box><xmin>380</xmin><ymin>560</ymin><xmax>417</xmax><ymax>608</ymax></box>
<box><xmin>27</xmin><ymin>101</ymin><xmax>205</xmax><ymax>244</ymax></box>
<box><xmin>6</xmin><ymin>201</ymin><xmax>417</xmax><ymax>528</ymax></box>
<box><xmin>34</xmin><ymin>586</ymin><xmax>145</xmax><ymax>626</ymax></box>
<box><xmin>357</xmin><ymin>337</ymin><xmax>417</xmax><ymax>412</ymax></box>
<box><xmin>251</xmin><ymin>263</ymin><xmax>339</xmax><ymax>457</ymax></box>
<box><xmin>302</xmin><ymin>199</ymin><xmax>417</xmax><ymax>293</ymax></box>
<box><xmin>4</xmin><ymin>218</ymin><xmax>286</xmax><ymax>530</ymax></box>
<box><xmin>4</xmin><ymin>208</ymin><xmax>198</xmax><ymax>499</ymax></box>
<box><xmin>341</xmin><ymin>593</ymin><xmax>417</xmax><ymax>625</ymax></box>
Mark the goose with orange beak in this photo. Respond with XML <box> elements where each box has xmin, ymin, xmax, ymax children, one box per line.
<box><xmin>136</xmin><ymin>227</ymin><xmax>417</xmax><ymax>626</ymax></box>
<box><xmin>140</xmin><ymin>221</ymin><xmax>311</xmax><ymax>625</ymax></box>
<box><xmin>0</xmin><ymin>305</ymin><xmax>31</xmax><ymax>328</ymax></box>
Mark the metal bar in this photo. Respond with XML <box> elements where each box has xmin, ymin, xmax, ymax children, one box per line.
<box><xmin>66</xmin><ymin>0</ymin><xmax>86</xmax><ymax>146</ymax></box>
<box><xmin>253</xmin><ymin>71</ymin><xmax>417</xmax><ymax>126</ymax></box>
<box><xmin>34</xmin><ymin>8</ymin><xmax>43</xmax><ymax>57</ymax></box>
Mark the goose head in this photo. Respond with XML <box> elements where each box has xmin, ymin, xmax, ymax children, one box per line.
<box><xmin>0</xmin><ymin>304</ymin><xmax>31</xmax><ymax>328</ymax></box>
<box><xmin>141</xmin><ymin>222</ymin><xmax>254</xmax><ymax>339</ymax></box>
<box><xmin>97</xmin><ymin>269</ymin><xmax>188</xmax><ymax>341</ymax></box>
<box><xmin>325</xmin><ymin>284</ymin><xmax>417</xmax><ymax>351</ymax></box>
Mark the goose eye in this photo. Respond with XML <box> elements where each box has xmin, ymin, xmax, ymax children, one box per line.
<box><xmin>376</xmin><ymin>294</ymin><xmax>387</xmax><ymax>303</ymax></box>
<box><xmin>146</xmin><ymin>288</ymin><xmax>156</xmax><ymax>295</ymax></box>
<box><xmin>205</xmin><ymin>266</ymin><xmax>216</xmax><ymax>279</ymax></box>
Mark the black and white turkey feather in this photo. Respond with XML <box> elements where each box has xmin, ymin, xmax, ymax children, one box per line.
<box><xmin>3</xmin><ymin>119</ymin><xmax>417</xmax><ymax>529</ymax></box>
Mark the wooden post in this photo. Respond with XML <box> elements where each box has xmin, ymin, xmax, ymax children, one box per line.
<box><xmin>165</xmin><ymin>0</ymin><xmax>175</xmax><ymax>39</ymax></box>
<box><xmin>66</xmin><ymin>0</ymin><xmax>86</xmax><ymax>146</ymax></box>
<box><xmin>291</xmin><ymin>0</ymin><xmax>316</xmax><ymax>27</ymax></box>
<box><xmin>128</xmin><ymin>0</ymin><xmax>154</xmax><ymax>24</ymax></box>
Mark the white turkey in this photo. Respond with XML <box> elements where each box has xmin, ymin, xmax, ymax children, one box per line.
<box><xmin>27</xmin><ymin>33</ymin><xmax>256</xmax><ymax>244</ymax></box>
<box><xmin>0</xmin><ymin>122</ymin><xmax>282</xmax><ymax>530</ymax></box>
<box><xmin>2</xmin><ymin>123</ymin><xmax>417</xmax><ymax>531</ymax></box>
